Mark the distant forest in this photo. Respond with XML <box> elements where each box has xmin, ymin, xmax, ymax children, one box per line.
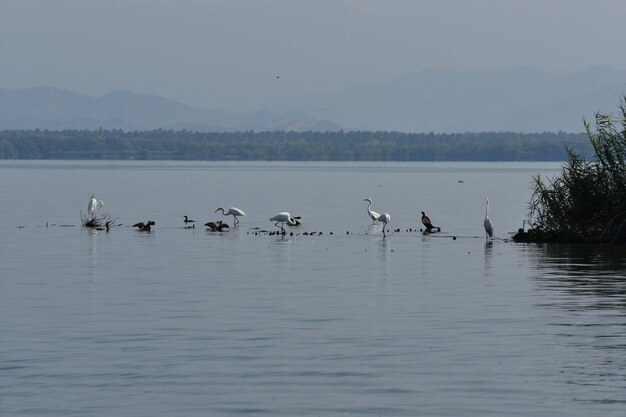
<box><xmin>0</xmin><ymin>129</ymin><xmax>591</xmax><ymax>161</ymax></box>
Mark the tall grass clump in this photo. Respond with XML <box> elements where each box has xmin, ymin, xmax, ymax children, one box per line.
<box><xmin>529</xmin><ymin>98</ymin><xmax>626</xmax><ymax>243</ymax></box>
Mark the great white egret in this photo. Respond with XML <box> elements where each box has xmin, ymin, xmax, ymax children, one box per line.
<box><xmin>133</xmin><ymin>220</ymin><xmax>155</xmax><ymax>231</ymax></box>
<box><xmin>215</xmin><ymin>207</ymin><xmax>246</xmax><ymax>225</ymax></box>
<box><xmin>183</xmin><ymin>215</ymin><xmax>195</xmax><ymax>224</ymax></box>
<box><xmin>87</xmin><ymin>194</ymin><xmax>103</xmax><ymax>219</ymax></box>
<box><xmin>363</xmin><ymin>198</ymin><xmax>380</xmax><ymax>224</ymax></box>
<box><xmin>270</xmin><ymin>212</ymin><xmax>302</xmax><ymax>232</ymax></box>
<box><xmin>421</xmin><ymin>211</ymin><xmax>440</xmax><ymax>232</ymax></box>
<box><xmin>378</xmin><ymin>213</ymin><xmax>391</xmax><ymax>236</ymax></box>
<box><xmin>484</xmin><ymin>198</ymin><xmax>494</xmax><ymax>242</ymax></box>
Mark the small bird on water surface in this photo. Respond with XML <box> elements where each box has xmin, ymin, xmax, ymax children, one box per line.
<box><xmin>183</xmin><ymin>216</ymin><xmax>195</xmax><ymax>224</ymax></box>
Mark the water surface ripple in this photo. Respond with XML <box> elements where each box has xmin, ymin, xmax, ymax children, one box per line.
<box><xmin>2</xmin><ymin>161</ymin><xmax>625</xmax><ymax>416</ymax></box>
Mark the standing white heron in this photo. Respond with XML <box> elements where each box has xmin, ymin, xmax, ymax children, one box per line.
<box><xmin>215</xmin><ymin>207</ymin><xmax>246</xmax><ymax>225</ymax></box>
<box><xmin>270</xmin><ymin>212</ymin><xmax>302</xmax><ymax>232</ymax></box>
<box><xmin>363</xmin><ymin>198</ymin><xmax>380</xmax><ymax>224</ymax></box>
<box><xmin>378</xmin><ymin>213</ymin><xmax>391</xmax><ymax>237</ymax></box>
<box><xmin>484</xmin><ymin>197</ymin><xmax>494</xmax><ymax>242</ymax></box>
<box><xmin>87</xmin><ymin>194</ymin><xmax>103</xmax><ymax>219</ymax></box>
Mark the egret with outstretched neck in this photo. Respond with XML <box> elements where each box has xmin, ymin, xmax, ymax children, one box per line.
<box><xmin>215</xmin><ymin>207</ymin><xmax>246</xmax><ymax>225</ymax></box>
<box><xmin>363</xmin><ymin>198</ymin><xmax>380</xmax><ymax>224</ymax></box>
<box><xmin>270</xmin><ymin>212</ymin><xmax>302</xmax><ymax>232</ymax></box>
<box><xmin>484</xmin><ymin>198</ymin><xmax>494</xmax><ymax>242</ymax></box>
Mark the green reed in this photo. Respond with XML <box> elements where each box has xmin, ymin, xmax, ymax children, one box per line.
<box><xmin>529</xmin><ymin>98</ymin><xmax>626</xmax><ymax>242</ymax></box>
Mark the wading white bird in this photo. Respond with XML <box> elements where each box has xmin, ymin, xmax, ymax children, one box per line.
<box><xmin>378</xmin><ymin>213</ymin><xmax>391</xmax><ymax>237</ymax></box>
<box><xmin>270</xmin><ymin>212</ymin><xmax>302</xmax><ymax>232</ymax></box>
<box><xmin>215</xmin><ymin>207</ymin><xmax>246</xmax><ymax>225</ymax></box>
<box><xmin>363</xmin><ymin>198</ymin><xmax>380</xmax><ymax>224</ymax></box>
<box><xmin>484</xmin><ymin>197</ymin><xmax>494</xmax><ymax>242</ymax></box>
<box><xmin>87</xmin><ymin>194</ymin><xmax>103</xmax><ymax>219</ymax></box>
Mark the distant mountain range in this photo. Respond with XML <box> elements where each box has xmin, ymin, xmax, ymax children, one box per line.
<box><xmin>2</xmin><ymin>67</ymin><xmax>626</xmax><ymax>133</ymax></box>
<box><xmin>272</xmin><ymin>66</ymin><xmax>626</xmax><ymax>133</ymax></box>
<box><xmin>0</xmin><ymin>87</ymin><xmax>339</xmax><ymax>132</ymax></box>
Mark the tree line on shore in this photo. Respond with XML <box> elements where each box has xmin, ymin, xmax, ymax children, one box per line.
<box><xmin>0</xmin><ymin>129</ymin><xmax>590</xmax><ymax>161</ymax></box>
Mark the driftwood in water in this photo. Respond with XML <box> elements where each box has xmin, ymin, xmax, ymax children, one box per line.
<box><xmin>81</xmin><ymin>211</ymin><xmax>117</xmax><ymax>230</ymax></box>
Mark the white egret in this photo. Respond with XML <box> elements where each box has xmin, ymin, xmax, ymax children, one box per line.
<box><xmin>270</xmin><ymin>212</ymin><xmax>302</xmax><ymax>232</ymax></box>
<box><xmin>378</xmin><ymin>213</ymin><xmax>391</xmax><ymax>237</ymax></box>
<box><xmin>421</xmin><ymin>211</ymin><xmax>440</xmax><ymax>232</ymax></box>
<box><xmin>87</xmin><ymin>194</ymin><xmax>103</xmax><ymax>219</ymax></box>
<box><xmin>215</xmin><ymin>207</ymin><xmax>246</xmax><ymax>225</ymax></box>
<box><xmin>363</xmin><ymin>198</ymin><xmax>380</xmax><ymax>224</ymax></box>
<box><xmin>484</xmin><ymin>198</ymin><xmax>494</xmax><ymax>242</ymax></box>
<box><xmin>133</xmin><ymin>220</ymin><xmax>155</xmax><ymax>231</ymax></box>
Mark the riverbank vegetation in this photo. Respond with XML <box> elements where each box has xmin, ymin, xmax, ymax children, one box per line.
<box><xmin>0</xmin><ymin>129</ymin><xmax>589</xmax><ymax>161</ymax></box>
<box><xmin>527</xmin><ymin>99</ymin><xmax>626</xmax><ymax>243</ymax></box>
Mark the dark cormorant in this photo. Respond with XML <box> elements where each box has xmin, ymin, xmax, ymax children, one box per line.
<box><xmin>133</xmin><ymin>220</ymin><xmax>155</xmax><ymax>231</ymax></box>
<box><xmin>421</xmin><ymin>211</ymin><xmax>440</xmax><ymax>232</ymax></box>
<box><xmin>205</xmin><ymin>220</ymin><xmax>230</xmax><ymax>232</ymax></box>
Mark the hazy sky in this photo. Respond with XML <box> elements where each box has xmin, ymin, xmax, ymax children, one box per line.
<box><xmin>2</xmin><ymin>0</ymin><xmax>626</xmax><ymax>110</ymax></box>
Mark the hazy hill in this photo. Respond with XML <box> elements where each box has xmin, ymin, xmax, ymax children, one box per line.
<box><xmin>0</xmin><ymin>87</ymin><xmax>339</xmax><ymax>132</ymax></box>
<box><xmin>3</xmin><ymin>67</ymin><xmax>625</xmax><ymax>133</ymax></box>
<box><xmin>273</xmin><ymin>67</ymin><xmax>626</xmax><ymax>133</ymax></box>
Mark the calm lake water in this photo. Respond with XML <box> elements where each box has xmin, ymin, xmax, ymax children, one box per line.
<box><xmin>2</xmin><ymin>161</ymin><xmax>626</xmax><ymax>416</ymax></box>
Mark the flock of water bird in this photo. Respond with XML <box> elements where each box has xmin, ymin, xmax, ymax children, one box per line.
<box><xmin>84</xmin><ymin>193</ymin><xmax>496</xmax><ymax>241</ymax></box>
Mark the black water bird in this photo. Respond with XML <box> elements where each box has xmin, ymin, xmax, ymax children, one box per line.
<box><xmin>205</xmin><ymin>220</ymin><xmax>230</xmax><ymax>232</ymax></box>
<box><xmin>133</xmin><ymin>220</ymin><xmax>155</xmax><ymax>231</ymax></box>
<box><xmin>183</xmin><ymin>216</ymin><xmax>195</xmax><ymax>224</ymax></box>
<box><xmin>421</xmin><ymin>211</ymin><xmax>440</xmax><ymax>232</ymax></box>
